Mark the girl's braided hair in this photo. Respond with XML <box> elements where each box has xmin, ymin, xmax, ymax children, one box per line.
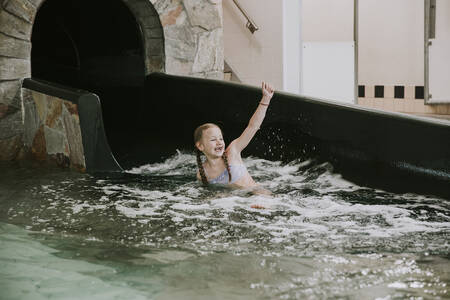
<box><xmin>194</xmin><ymin>123</ymin><xmax>232</xmax><ymax>185</ymax></box>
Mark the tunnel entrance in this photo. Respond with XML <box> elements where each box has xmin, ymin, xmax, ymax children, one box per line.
<box><xmin>31</xmin><ymin>0</ymin><xmax>155</xmax><ymax>169</ymax></box>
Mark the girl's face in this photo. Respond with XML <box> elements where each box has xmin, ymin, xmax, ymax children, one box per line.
<box><xmin>196</xmin><ymin>126</ymin><xmax>225</xmax><ymax>158</ymax></box>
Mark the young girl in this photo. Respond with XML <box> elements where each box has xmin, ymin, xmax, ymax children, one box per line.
<box><xmin>194</xmin><ymin>82</ymin><xmax>274</xmax><ymax>191</ymax></box>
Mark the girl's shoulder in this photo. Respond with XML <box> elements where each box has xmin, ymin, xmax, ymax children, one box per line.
<box><xmin>226</xmin><ymin>141</ymin><xmax>243</xmax><ymax>164</ymax></box>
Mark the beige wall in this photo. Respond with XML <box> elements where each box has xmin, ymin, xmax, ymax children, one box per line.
<box><xmin>359</xmin><ymin>0</ymin><xmax>423</xmax><ymax>86</ymax></box>
<box><xmin>302</xmin><ymin>0</ymin><xmax>353</xmax><ymax>42</ymax></box>
<box><xmin>223</xmin><ymin>0</ymin><xmax>283</xmax><ymax>89</ymax></box>
<box><xmin>302</xmin><ymin>0</ymin><xmax>424</xmax><ymax>86</ymax></box>
<box><xmin>225</xmin><ymin>0</ymin><xmax>427</xmax><ymax>90</ymax></box>
<box><xmin>283</xmin><ymin>0</ymin><xmax>301</xmax><ymax>93</ymax></box>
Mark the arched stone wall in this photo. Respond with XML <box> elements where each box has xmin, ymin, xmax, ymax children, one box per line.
<box><xmin>120</xmin><ymin>0</ymin><xmax>165</xmax><ymax>75</ymax></box>
<box><xmin>0</xmin><ymin>0</ymin><xmax>223</xmax><ymax>160</ymax></box>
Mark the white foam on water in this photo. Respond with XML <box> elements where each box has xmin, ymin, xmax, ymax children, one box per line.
<box><xmin>126</xmin><ymin>150</ymin><xmax>196</xmax><ymax>175</ymax></box>
<box><xmin>388</xmin><ymin>281</ymin><xmax>408</xmax><ymax>289</ymax></box>
<box><xmin>4</xmin><ymin>156</ymin><xmax>449</xmax><ymax>299</ymax></box>
<box><xmin>12</xmin><ymin>152</ymin><xmax>449</xmax><ymax>258</ymax></box>
<box><xmin>85</xmin><ymin>153</ymin><xmax>449</xmax><ymax>253</ymax></box>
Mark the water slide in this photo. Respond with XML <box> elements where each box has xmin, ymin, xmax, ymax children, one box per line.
<box><xmin>23</xmin><ymin>73</ymin><xmax>450</xmax><ymax>199</ymax></box>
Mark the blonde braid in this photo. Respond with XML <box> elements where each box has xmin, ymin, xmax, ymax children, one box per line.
<box><xmin>222</xmin><ymin>153</ymin><xmax>232</xmax><ymax>183</ymax></box>
<box><xmin>196</xmin><ymin>149</ymin><xmax>208</xmax><ymax>185</ymax></box>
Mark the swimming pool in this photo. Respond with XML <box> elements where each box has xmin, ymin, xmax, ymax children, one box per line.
<box><xmin>1</xmin><ymin>152</ymin><xmax>449</xmax><ymax>299</ymax></box>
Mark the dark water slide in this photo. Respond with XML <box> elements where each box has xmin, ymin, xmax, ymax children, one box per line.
<box><xmin>142</xmin><ymin>73</ymin><xmax>450</xmax><ymax>199</ymax></box>
<box><xmin>24</xmin><ymin>73</ymin><xmax>450</xmax><ymax>199</ymax></box>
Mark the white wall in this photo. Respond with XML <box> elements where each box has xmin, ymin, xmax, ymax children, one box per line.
<box><xmin>283</xmin><ymin>0</ymin><xmax>301</xmax><ymax>94</ymax></box>
<box><xmin>429</xmin><ymin>0</ymin><xmax>450</xmax><ymax>102</ymax></box>
<box><xmin>223</xmin><ymin>0</ymin><xmax>283</xmax><ymax>89</ymax></box>
<box><xmin>301</xmin><ymin>0</ymin><xmax>355</xmax><ymax>103</ymax></box>
<box><xmin>302</xmin><ymin>0</ymin><xmax>424</xmax><ymax>86</ymax></box>
<box><xmin>359</xmin><ymin>0</ymin><xmax>423</xmax><ymax>85</ymax></box>
<box><xmin>224</xmin><ymin>0</ymin><xmax>427</xmax><ymax>93</ymax></box>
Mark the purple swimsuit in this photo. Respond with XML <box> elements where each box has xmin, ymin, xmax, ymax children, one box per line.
<box><xmin>206</xmin><ymin>165</ymin><xmax>247</xmax><ymax>184</ymax></box>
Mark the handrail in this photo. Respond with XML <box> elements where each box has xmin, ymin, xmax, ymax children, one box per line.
<box><xmin>232</xmin><ymin>0</ymin><xmax>259</xmax><ymax>34</ymax></box>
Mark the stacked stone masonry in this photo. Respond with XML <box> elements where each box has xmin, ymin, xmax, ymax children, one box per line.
<box><xmin>23</xmin><ymin>89</ymin><xmax>86</xmax><ymax>170</ymax></box>
<box><xmin>0</xmin><ymin>0</ymin><xmax>224</xmax><ymax>165</ymax></box>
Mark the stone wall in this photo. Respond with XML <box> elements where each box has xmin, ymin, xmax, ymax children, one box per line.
<box><xmin>156</xmin><ymin>0</ymin><xmax>224</xmax><ymax>78</ymax></box>
<box><xmin>0</xmin><ymin>0</ymin><xmax>33</xmax><ymax>160</ymax></box>
<box><xmin>22</xmin><ymin>89</ymin><xmax>86</xmax><ymax>170</ymax></box>
<box><xmin>0</xmin><ymin>82</ymin><xmax>24</xmax><ymax>160</ymax></box>
<box><xmin>0</xmin><ymin>0</ymin><xmax>223</xmax><ymax>164</ymax></box>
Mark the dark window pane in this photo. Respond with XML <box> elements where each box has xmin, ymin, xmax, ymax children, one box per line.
<box><xmin>375</xmin><ymin>85</ymin><xmax>384</xmax><ymax>98</ymax></box>
<box><xmin>415</xmin><ymin>86</ymin><xmax>424</xmax><ymax>99</ymax></box>
<box><xmin>394</xmin><ymin>86</ymin><xmax>404</xmax><ymax>99</ymax></box>
<box><xmin>358</xmin><ymin>85</ymin><xmax>365</xmax><ymax>97</ymax></box>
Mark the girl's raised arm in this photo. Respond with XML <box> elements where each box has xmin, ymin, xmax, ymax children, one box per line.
<box><xmin>229</xmin><ymin>82</ymin><xmax>274</xmax><ymax>153</ymax></box>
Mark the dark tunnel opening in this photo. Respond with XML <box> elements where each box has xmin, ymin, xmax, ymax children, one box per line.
<box><xmin>31</xmin><ymin>0</ymin><xmax>149</xmax><ymax>169</ymax></box>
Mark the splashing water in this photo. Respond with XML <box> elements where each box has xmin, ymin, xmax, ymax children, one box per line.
<box><xmin>0</xmin><ymin>151</ymin><xmax>449</xmax><ymax>299</ymax></box>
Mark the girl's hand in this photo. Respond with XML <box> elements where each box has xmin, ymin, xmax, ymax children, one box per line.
<box><xmin>262</xmin><ymin>82</ymin><xmax>274</xmax><ymax>101</ymax></box>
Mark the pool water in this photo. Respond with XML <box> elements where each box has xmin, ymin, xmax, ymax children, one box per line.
<box><xmin>1</xmin><ymin>152</ymin><xmax>449</xmax><ymax>299</ymax></box>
